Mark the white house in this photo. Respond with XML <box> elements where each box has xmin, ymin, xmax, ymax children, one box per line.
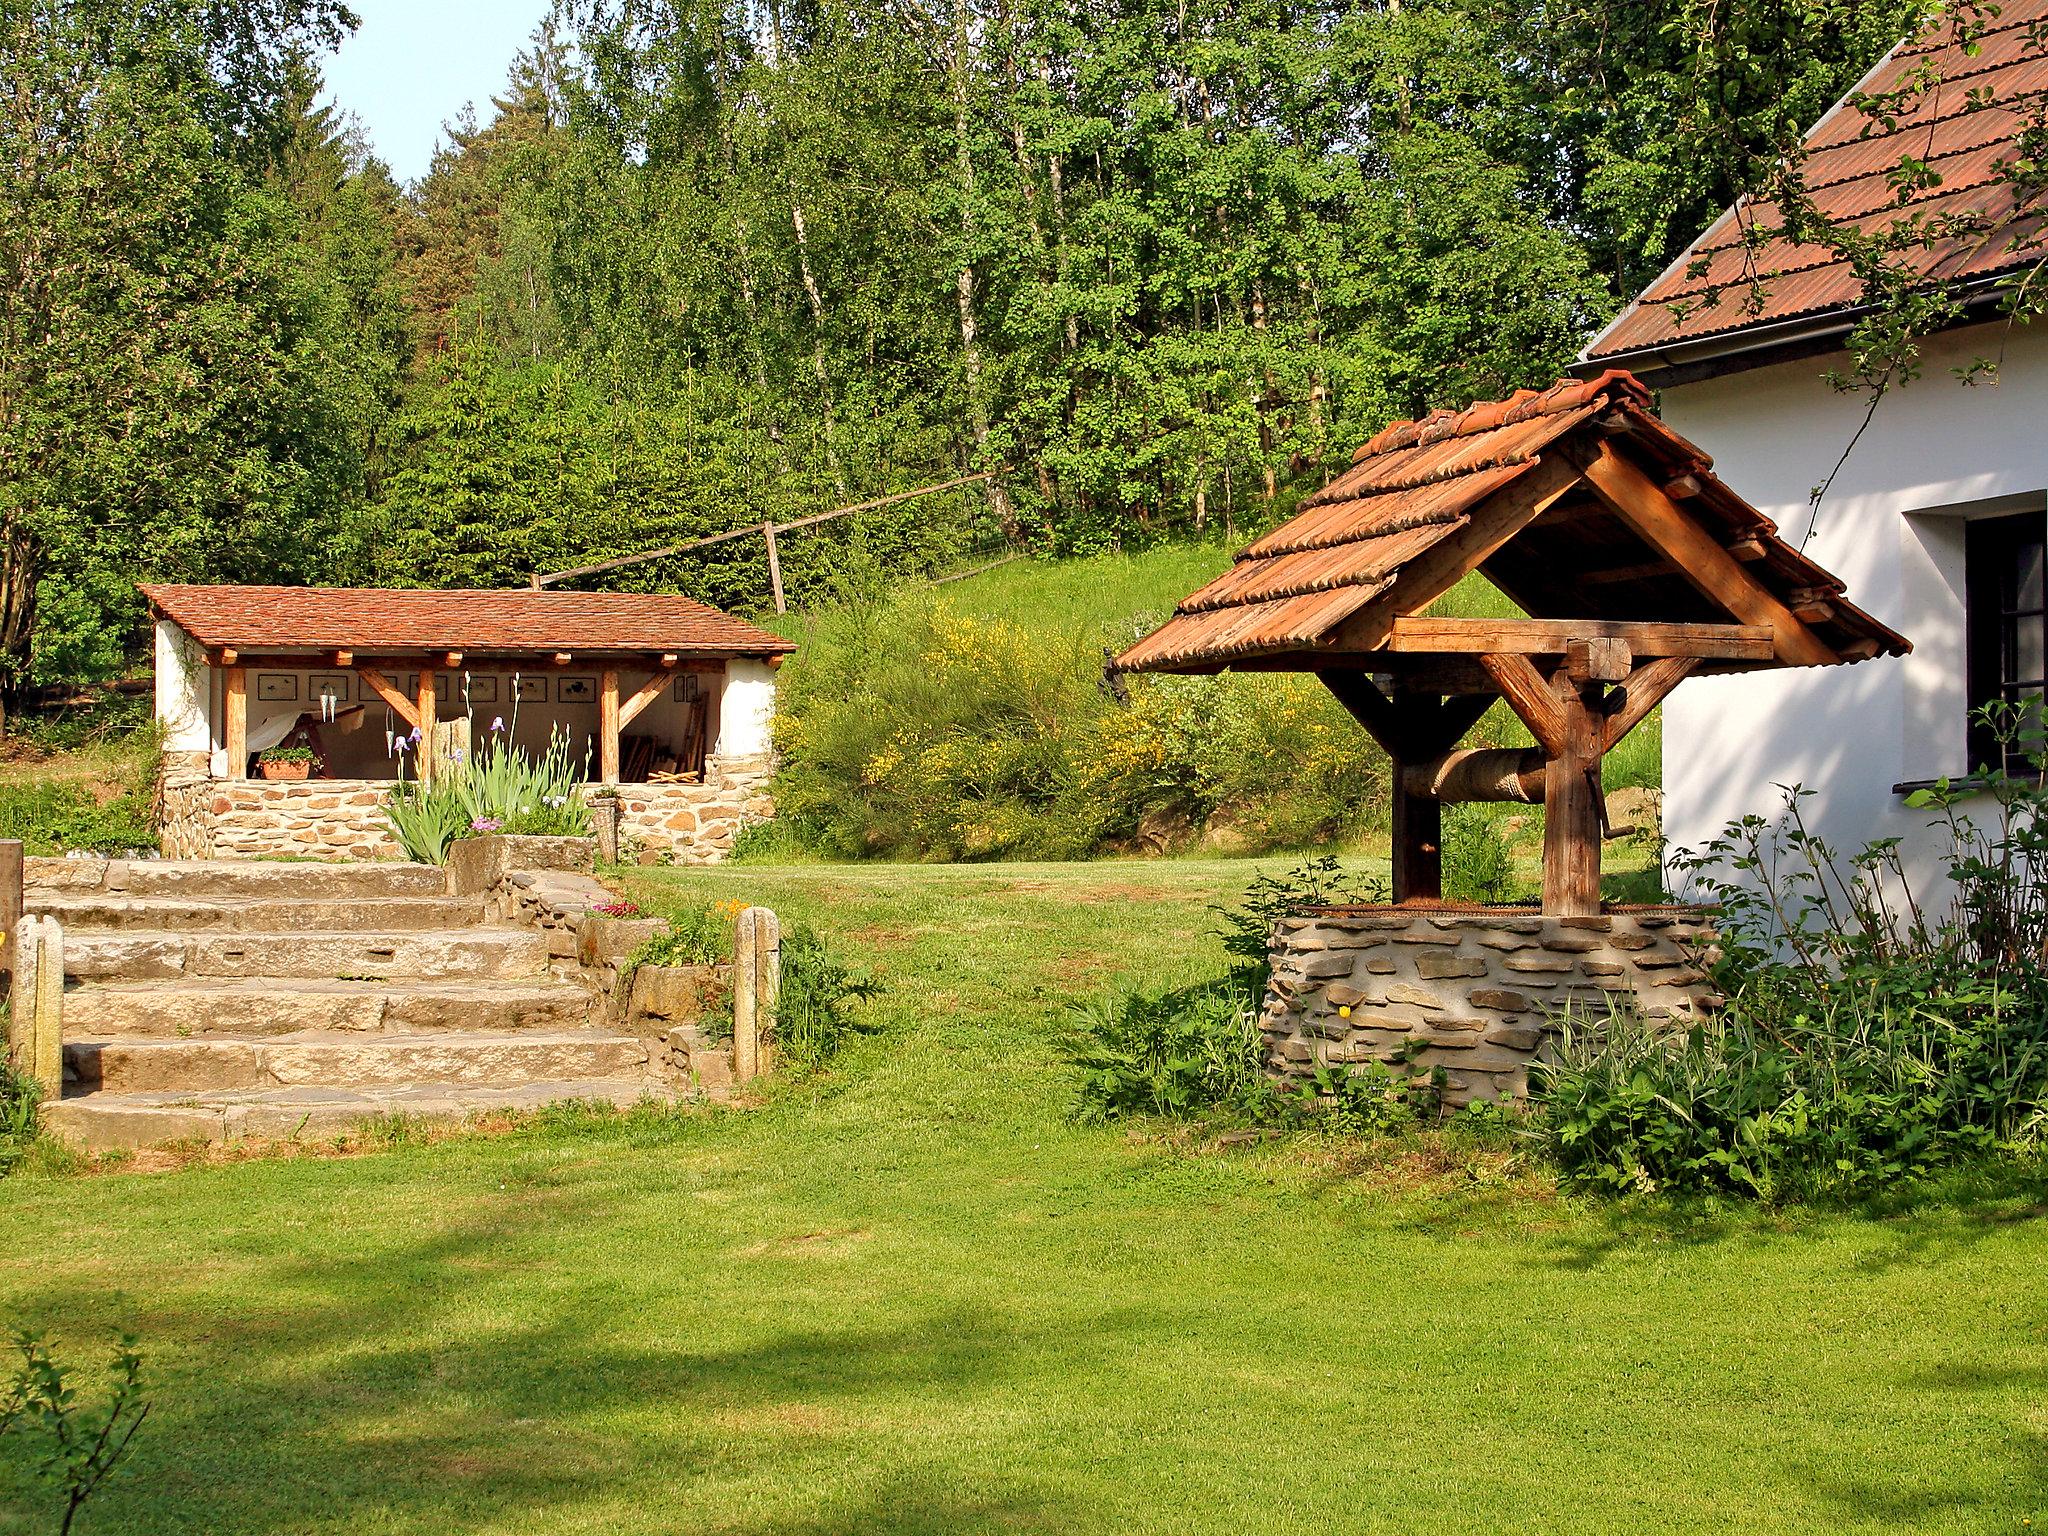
<box><xmin>1579</xmin><ymin>3</ymin><xmax>2047</xmax><ymax>904</ymax></box>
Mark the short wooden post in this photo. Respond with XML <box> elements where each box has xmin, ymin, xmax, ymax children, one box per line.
<box><xmin>10</xmin><ymin>914</ymin><xmax>62</xmax><ymax>1099</ymax></box>
<box><xmin>731</xmin><ymin>905</ymin><xmax>780</xmax><ymax>1084</ymax></box>
<box><xmin>224</xmin><ymin>664</ymin><xmax>248</xmax><ymax>779</ymax></box>
<box><xmin>599</xmin><ymin>669</ymin><xmax>621</xmax><ymax>784</ymax></box>
<box><xmin>416</xmin><ymin>666</ymin><xmax>438</xmax><ymax>785</ymax></box>
<box><xmin>0</xmin><ymin>839</ymin><xmax>22</xmax><ymax>986</ymax></box>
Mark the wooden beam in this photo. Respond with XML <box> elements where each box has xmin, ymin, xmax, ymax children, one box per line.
<box><xmin>1601</xmin><ymin>656</ymin><xmax>1698</xmax><ymax>754</ymax></box>
<box><xmin>356</xmin><ymin>667</ymin><xmax>420</xmax><ymax>731</ymax></box>
<box><xmin>554</xmin><ymin>652</ymin><xmax>572</xmax><ymax>667</ymax></box>
<box><xmin>334</xmin><ymin>649</ymin><xmax>353</xmax><ymax>667</ymax></box>
<box><xmin>1571</xmin><ymin>442</ymin><xmax>1839</xmax><ymax>666</ymax></box>
<box><xmin>1726</xmin><ymin>536</ymin><xmax>1767</xmax><ymax>562</ymax></box>
<box><xmin>224</xmin><ymin>665</ymin><xmax>248</xmax><ymax>779</ymax></box>
<box><xmin>1386</xmin><ymin>617</ymin><xmax>1770</xmax><ymax>661</ymax></box>
<box><xmin>1324</xmin><ymin>455</ymin><xmax>1584</xmax><ymax>653</ymax></box>
<box><xmin>1476</xmin><ymin>654</ymin><xmax>1568</xmax><ymax>757</ymax></box>
<box><xmin>1401</xmin><ymin>748</ymin><xmax>1546</xmax><ymax>805</ymax></box>
<box><xmin>416</xmin><ymin>667</ymin><xmax>437</xmax><ymax>784</ymax></box>
<box><xmin>444</xmin><ymin>650</ymin><xmax>464</xmax><ymax>669</ymax></box>
<box><xmin>599</xmin><ymin>668</ymin><xmax>621</xmax><ymax>784</ymax></box>
<box><xmin>1567</xmin><ymin>637</ymin><xmax>1632</xmax><ymax>684</ymax></box>
<box><xmin>1578</xmin><ymin>559</ymin><xmax>1678</xmax><ymax>588</ymax></box>
<box><xmin>765</xmin><ymin>521</ymin><xmax>786</xmax><ymax>614</ymax></box>
<box><xmin>1544</xmin><ymin>682</ymin><xmax>1605</xmax><ymax>917</ymax></box>
<box><xmin>1663</xmin><ymin>473</ymin><xmax>1703</xmax><ymax>500</ymax></box>
<box><xmin>618</xmin><ymin>666</ymin><xmax>678</xmax><ymax>730</ymax></box>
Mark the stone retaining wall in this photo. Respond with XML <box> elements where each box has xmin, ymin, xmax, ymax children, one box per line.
<box><xmin>1263</xmin><ymin>907</ymin><xmax>1720</xmax><ymax>1108</ymax></box>
<box><xmin>157</xmin><ymin>756</ymin><xmax>778</xmax><ymax>865</ymax></box>
<box><xmin>609</xmin><ymin>755</ymin><xmax>775</xmax><ymax>865</ymax></box>
<box><xmin>158</xmin><ymin>774</ymin><xmax>399</xmax><ymax>861</ymax></box>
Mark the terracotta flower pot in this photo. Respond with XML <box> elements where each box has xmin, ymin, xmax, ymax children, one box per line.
<box><xmin>259</xmin><ymin>759</ymin><xmax>312</xmax><ymax>781</ymax></box>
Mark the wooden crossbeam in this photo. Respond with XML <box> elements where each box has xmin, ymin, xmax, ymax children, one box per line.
<box><xmin>356</xmin><ymin>667</ymin><xmax>420</xmax><ymax>731</ymax></box>
<box><xmin>1476</xmin><ymin>654</ymin><xmax>1568</xmax><ymax>757</ymax></box>
<box><xmin>618</xmin><ymin>665</ymin><xmax>679</xmax><ymax>730</ymax></box>
<box><xmin>1386</xmin><ymin>617</ymin><xmax>1771</xmax><ymax>660</ymax></box>
<box><xmin>1601</xmin><ymin>656</ymin><xmax>1698</xmax><ymax>754</ymax></box>
<box><xmin>1570</xmin><ymin>442</ymin><xmax>1839</xmax><ymax>666</ymax></box>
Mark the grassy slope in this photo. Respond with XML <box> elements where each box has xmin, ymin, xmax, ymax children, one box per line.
<box><xmin>1</xmin><ymin>859</ymin><xmax>2042</xmax><ymax>1534</ymax></box>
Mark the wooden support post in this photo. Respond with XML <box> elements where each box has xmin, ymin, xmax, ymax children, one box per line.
<box><xmin>416</xmin><ymin>667</ymin><xmax>437</xmax><ymax>784</ymax></box>
<box><xmin>599</xmin><ymin>668</ymin><xmax>621</xmax><ymax>784</ymax></box>
<box><xmin>764</xmin><ymin>521</ymin><xmax>786</xmax><ymax>614</ymax></box>
<box><xmin>1543</xmin><ymin>677</ymin><xmax>1605</xmax><ymax>917</ymax></box>
<box><xmin>0</xmin><ymin>839</ymin><xmax>21</xmax><ymax>987</ymax></box>
<box><xmin>224</xmin><ymin>664</ymin><xmax>248</xmax><ymax>779</ymax></box>
<box><xmin>1391</xmin><ymin>776</ymin><xmax>1442</xmax><ymax>906</ymax></box>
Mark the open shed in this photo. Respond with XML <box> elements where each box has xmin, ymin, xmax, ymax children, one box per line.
<box><xmin>145</xmin><ymin>585</ymin><xmax>793</xmax><ymax>864</ymax></box>
<box><xmin>1117</xmin><ymin>371</ymin><xmax>1910</xmax><ymax>915</ymax></box>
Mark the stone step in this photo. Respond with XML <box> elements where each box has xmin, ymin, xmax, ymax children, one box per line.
<box><xmin>65</xmin><ymin>928</ymin><xmax>551</xmax><ymax>983</ymax></box>
<box><xmin>28</xmin><ymin>893</ymin><xmax>489</xmax><ymax>935</ymax></box>
<box><xmin>65</xmin><ymin>1029</ymin><xmax>652</xmax><ymax>1094</ymax></box>
<box><xmin>45</xmin><ymin>1077</ymin><xmax>678</xmax><ymax>1151</ymax></box>
<box><xmin>27</xmin><ymin>857</ymin><xmax>447</xmax><ymax>902</ymax></box>
<box><xmin>64</xmin><ymin>977</ymin><xmax>596</xmax><ymax>1038</ymax></box>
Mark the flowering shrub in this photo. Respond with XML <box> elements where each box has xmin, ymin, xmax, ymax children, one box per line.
<box><xmin>383</xmin><ymin>723</ymin><xmax>591</xmax><ymax>864</ymax></box>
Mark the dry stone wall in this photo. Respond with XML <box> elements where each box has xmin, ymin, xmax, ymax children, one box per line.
<box><xmin>1263</xmin><ymin>907</ymin><xmax>1721</xmax><ymax>1107</ymax></box>
<box><xmin>158</xmin><ymin>774</ymin><xmax>399</xmax><ymax>861</ymax></box>
<box><xmin>610</xmin><ymin>755</ymin><xmax>775</xmax><ymax>865</ymax></box>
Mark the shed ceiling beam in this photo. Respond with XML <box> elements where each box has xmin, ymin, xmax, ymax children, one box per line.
<box><xmin>1568</xmin><ymin>441</ymin><xmax>1839</xmax><ymax>666</ymax></box>
<box><xmin>356</xmin><ymin>667</ymin><xmax>419</xmax><ymax>731</ymax></box>
<box><xmin>1385</xmin><ymin>617</ymin><xmax>1772</xmax><ymax>660</ymax></box>
<box><xmin>618</xmin><ymin>665</ymin><xmax>679</xmax><ymax>730</ymax></box>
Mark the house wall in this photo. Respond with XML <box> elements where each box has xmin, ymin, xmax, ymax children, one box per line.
<box><xmin>1652</xmin><ymin>318</ymin><xmax>2048</xmax><ymax>906</ymax></box>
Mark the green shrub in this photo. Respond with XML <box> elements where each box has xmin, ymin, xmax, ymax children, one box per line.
<box><xmin>1533</xmin><ymin>712</ymin><xmax>2048</xmax><ymax>1203</ymax></box>
<box><xmin>384</xmin><ymin>725</ymin><xmax>592</xmax><ymax>863</ymax></box>
<box><xmin>1442</xmin><ymin>803</ymin><xmax>1519</xmax><ymax>903</ymax></box>
<box><xmin>0</xmin><ymin>1055</ymin><xmax>40</xmax><ymax>1177</ymax></box>
<box><xmin>1068</xmin><ymin>976</ymin><xmax>1270</xmax><ymax>1122</ymax></box>
<box><xmin>775</xmin><ymin>922</ymin><xmax>881</xmax><ymax>1069</ymax></box>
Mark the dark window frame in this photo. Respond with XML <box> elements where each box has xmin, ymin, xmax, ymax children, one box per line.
<box><xmin>1965</xmin><ymin>509</ymin><xmax>2048</xmax><ymax>773</ymax></box>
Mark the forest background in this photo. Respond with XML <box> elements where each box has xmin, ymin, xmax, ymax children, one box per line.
<box><xmin>0</xmin><ymin>0</ymin><xmax>1930</xmax><ymax>705</ymax></box>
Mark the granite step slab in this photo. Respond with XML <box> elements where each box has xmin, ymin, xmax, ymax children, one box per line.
<box><xmin>64</xmin><ymin>928</ymin><xmax>552</xmax><ymax>983</ymax></box>
<box><xmin>65</xmin><ymin>1029</ymin><xmax>653</xmax><ymax>1094</ymax></box>
<box><xmin>27</xmin><ymin>857</ymin><xmax>447</xmax><ymax>901</ymax></box>
<box><xmin>63</xmin><ymin>977</ymin><xmax>597</xmax><ymax>1038</ymax></box>
<box><xmin>26</xmin><ymin>893</ymin><xmax>490</xmax><ymax>935</ymax></box>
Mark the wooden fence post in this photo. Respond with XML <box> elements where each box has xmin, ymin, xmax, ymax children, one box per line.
<box><xmin>731</xmin><ymin>905</ymin><xmax>781</xmax><ymax>1084</ymax></box>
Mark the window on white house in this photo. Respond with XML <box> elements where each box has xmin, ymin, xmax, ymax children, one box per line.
<box><xmin>1966</xmin><ymin>510</ymin><xmax>2047</xmax><ymax>773</ymax></box>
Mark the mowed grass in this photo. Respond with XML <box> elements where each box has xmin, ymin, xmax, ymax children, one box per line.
<box><xmin>4</xmin><ymin>858</ymin><xmax>2045</xmax><ymax>1533</ymax></box>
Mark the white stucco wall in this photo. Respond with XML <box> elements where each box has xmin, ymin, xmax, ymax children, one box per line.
<box><xmin>1652</xmin><ymin>318</ymin><xmax>2048</xmax><ymax>908</ymax></box>
<box><xmin>714</xmin><ymin>658</ymin><xmax>778</xmax><ymax>760</ymax></box>
<box><xmin>153</xmin><ymin>619</ymin><xmax>211</xmax><ymax>756</ymax></box>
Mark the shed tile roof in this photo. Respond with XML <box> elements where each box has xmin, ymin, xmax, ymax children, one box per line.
<box><xmin>141</xmin><ymin>585</ymin><xmax>795</xmax><ymax>658</ymax></box>
<box><xmin>1584</xmin><ymin>1</ymin><xmax>2048</xmax><ymax>366</ymax></box>
<box><xmin>1115</xmin><ymin>371</ymin><xmax>1909</xmax><ymax>673</ymax></box>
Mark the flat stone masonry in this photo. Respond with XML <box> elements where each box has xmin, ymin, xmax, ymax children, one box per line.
<box><xmin>158</xmin><ymin>755</ymin><xmax>777</xmax><ymax>865</ymax></box>
<box><xmin>1263</xmin><ymin>906</ymin><xmax>1721</xmax><ymax>1108</ymax></box>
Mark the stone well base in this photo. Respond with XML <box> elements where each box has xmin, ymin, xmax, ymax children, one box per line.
<box><xmin>1262</xmin><ymin>906</ymin><xmax>1720</xmax><ymax>1108</ymax></box>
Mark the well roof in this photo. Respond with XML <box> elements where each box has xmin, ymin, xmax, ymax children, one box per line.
<box><xmin>1584</xmin><ymin>1</ymin><xmax>2048</xmax><ymax>370</ymax></box>
<box><xmin>141</xmin><ymin>585</ymin><xmax>796</xmax><ymax>659</ymax></box>
<box><xmin>1114</xmin><ymin>370</ymin><xmax>1908</xmax><ymax>674</ymax></box>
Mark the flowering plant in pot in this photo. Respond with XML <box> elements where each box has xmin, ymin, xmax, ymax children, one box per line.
<box><xmin>257</xmin><ymin>745</ymin><xmax>316</xmax><ymax>781</ymax></box>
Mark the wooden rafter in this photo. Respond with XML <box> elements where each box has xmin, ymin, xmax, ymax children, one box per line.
<box><xmin>356</xmin><ymin>667</ymin><xmax>420</xmax><ymax>731</ymax></box>
<box><xmin>618</xmin><ymin>665</ymin><xmax>680</xmax><ymax>730</ymax></box>
<box><xmin>1569</xmin><ymin>441</ymin><xmax>1839</xmax><ymax>666</ymax></box>
<box><xmin>1475</xmin><ymin>654</ymin><xmax>1568</xmax><ymax>757</ymax></box>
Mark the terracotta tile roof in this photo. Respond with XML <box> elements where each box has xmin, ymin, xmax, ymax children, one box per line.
<box><xmin>140</xmin><ymin>585</ymin><xmax>796</xmax><ymax>658</ymax></box>
<box><xmin>1115</xmin><ymin>371</ymin><xmax>1909</xmax><ymax>673</ymax></box>
<box><xmin>1584</xmin><ymin>1</ymin><xmax>2048</xmax><ymax>366</ymax></box>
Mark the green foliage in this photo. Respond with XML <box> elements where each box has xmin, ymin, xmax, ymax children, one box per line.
<box><xmin>0</xmin><ymin>1055</ymin><xmax>40</xmax><ymax>1178</ymax></box>
<box><xmin>1068</xmin><ymin>977</ymin><xmax>1270</xmax><ymax>1123</ymax></box>
<box><xmin>384</xmin><ymin>725</ymin><xmax>591</xmax><ymax>863</ymax></box>
<box><xmin>256</xmin><ymin>745</ymin><xmax>315</xmax><ymax>765</ymax></box>
<box><xmin>382</xmin><ymin>776</ymin><xmax>469</xmax><ymax>866</ymax></box>
<box><xmin>0</xmin><ymin>718</ymin><xmax>162</xmax><ymax>855</ymax></box>
<box><xmin>1213</xmin><ymin>853</ymin><xmax>1380</xmax><ymax>974</ymax></box>
<box><xmin>0</xmin><ymin>783</ymin><xmax>154</xmax><ymax>857</ymax></box>
<box><xmin>0</xmin><ymin>1328</ymin><xmax>151</xmax><ymax>1536</ymax></box>
<box><xmin>1534</xmin><ymin>715</ymin><xmax>2048</xmax><ymax>1203</ymax></box>
<box><xmin>774</xmin><ymin>922</ymin><xmax>881</xmax><ymax>1070</ymax></box>
<box><xmin>1442</xmin><ymin>804</ymin><xmax>1518</xmax><ymax>905</ymax></box>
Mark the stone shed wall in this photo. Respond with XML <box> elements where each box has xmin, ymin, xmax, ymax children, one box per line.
<box><xmin>158</xmin><ymin>756</ymin><xmax>776</xmax><ymax>865</ymax></box>
<box><xmin>1263</xmin><ymin>907</ymin><xmax>1720</xmax><ymax>1107</ymax></box>
<box><xmin>610</xmin><ymin>755</ymin><xmax>776</xmax><ymax>865</ymax></box>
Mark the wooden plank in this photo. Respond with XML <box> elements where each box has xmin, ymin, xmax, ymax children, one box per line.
<box><xmin>599</xmin><ymin>668</ymin><xmax>621</xmax><ymax>784</ymax></box>
<box><xmin>1543</xmin><ymin>683</ymin><xmax>1604</xmax><ymax>916</ymax></box>
<box><xmin>356</xmin><ymin>668</ymin><xmax>420</xmax><ymax>731</ymax></box>
<box><xmin>416</xmin><ymin>668</ymin><xmax>438</xmax><ymax>785</ymax></box>
<box><xmin>1567</xmin><ymin>637</ymin><xmax>1632</xmax><ymax>684</ymax></box>
<box><xmin>618</xmin><ymin>666</ymin><xmax>678</xmax><ymax>730</ymax></box>
<box><xmin>1323</xmin><ymin>454</ymin><xmax>1584</xmax><ymax>653</ymax></box>
<box><xmin>1476</xmin><ymin>654</ymin><xmax>1568</xmax><ymax>757</ymax></box>
<box><xmin>1386</xmin><ymin>616</ymin><xmax>1771</xmax><ymax>660</ymax></box>
<box><xmin>1578</xmin><ymin>559</ymin><xmax>1678</xmax><ymax>587</ymax></box>
<box><xmin>764</xmin><ymin>521</ymin><xmax>786</xmax><ymax>614</ymax></box>
<box><xmin>1571</xmin><ymin>442</ymin><xmax>1839</xmax><ymax>666</ymax></box>
<box><xmin>1601</xmin><ymin>656</ymin><xmax>1698</xmax><ymax>754</ymax></box>
<box><xmin>225</xmin><ymin>665</ymin><xmax>248</xmax><ymax>780</ymax></box>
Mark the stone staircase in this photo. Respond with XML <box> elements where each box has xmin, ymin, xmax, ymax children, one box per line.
<box><xmin>23</xmin><ymin>854</ymin><xmax>679</xmax><ymax>1150</ymax></box>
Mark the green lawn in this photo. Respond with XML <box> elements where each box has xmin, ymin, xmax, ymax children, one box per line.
<box><xmin>3</xmin><ymin>858</ymin><xmax>2045</xmax><ymax>1533</ymax></box>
